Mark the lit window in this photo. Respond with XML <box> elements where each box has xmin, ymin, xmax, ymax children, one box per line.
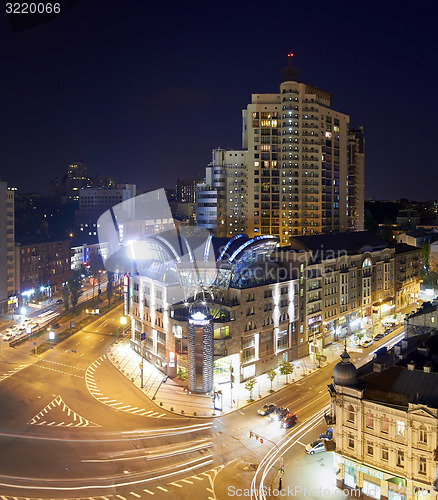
<box><xmin>396</xmin><ymin>421</ymin><xmax>405</xmax><ymax>438</ymax></box>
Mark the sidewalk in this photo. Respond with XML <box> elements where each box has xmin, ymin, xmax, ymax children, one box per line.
<box><xmin>106</xmin><ymin>302</ymin><xmax>421</xmax><ymax>418</ymax></box>
<box><xmin>107</xmin><ymin>338</ymin><xmax>344</xmax><ymax>418</ymax></box>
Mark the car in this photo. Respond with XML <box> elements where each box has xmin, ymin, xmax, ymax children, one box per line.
<box><xmin>53</xmin><ymin>323</ymin><xmax>61</xmax><ymax>329</ymax></box>
<box><xmin>270</xmin><ymin>407</ymin><xmax>289</xmax><ymax>422</ymax></box>
<box><xmin>8</xmin><ymin>325</ymin><xmax>19</xmax><ymax>332</ymax></box>
<box><xmin>320</xmin><ymin>427</ymin><xmax>333</xmax><ymax>440</ymax></box>
<box><xmin>305</xmin><ymin>439</ymin><xmax>326</xmax><ymax>454</ymax></box>
<box><xmin>23</xmin><ymin>318</ymin><xmax>32</xmax><ymax>324</ymax></box>
<box><xmin>361</xmin><ymin>339</ymin><xmax>374</xmax><ymax>348</ymax></box>
<box><xmin>281</xmin><ymin>413</ymin><xmax>297</xmax><ymax>428</ymax></box>
<box><xmin>258</xmin><ymin>403</ymin><xmax>277</xmax><ymax>416</ymax></box>
<box><xmin>56</xmin><ymin>299</ymin><xmax>63</xmax><ymax>304</ymax></box>
<box><xmin>384</xmin><ymin>327</ymin><xmax>393</xmax><ymax>335</ymax></box>
<box><xmin>373</xmin><ymin>333</ymin><xmax>385</xmax><ymax>341</ymax></box>
<box><xmin>3</xmin><ymin>332</ymin><xmax>15</xmax><ymax>341</ymax></box>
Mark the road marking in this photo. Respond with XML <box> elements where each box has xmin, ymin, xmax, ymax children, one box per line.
<box><xmin>207</xmin><ymin>488</ymin><xmax>214</xmax><ymax>493</ymax></box>
<box><xmin>169</xmin><ymin>482</ymin><xmax>183</xmax><ymax>488</ymax></box>
<box><xmin>148</xmin><ymin>412</ymin><xmax>158</xmax><ymax>417</ymax></box>
<box><xmin>143</xmin><ymin>489</ymin><xmax>154</xmax><ymax>495</ymax></box>
<box><xmin>191</xmin><ymin>475</ymin><xmax>203</xmax><ymax>481</ymax></box>
<box><xmin>28</xmin><ymin>395</ymin><xmax>100</xmax><ymax>427</ymax></box>
<box><xmin>296</xmin><ymin>440</ymin><xmax>306</xmax><ymax>447</ymax></box>
<box><xmin>116</xmin><ymin>495</ymin><xmax>126</xmax><ymax>500</ymax></box>
<box><xmin>33</xmin><ymin>364</ymin><xmax>82</xmax><ymax>379</ymax></box>
<box><xmin>156</xmin><ymin>413</ymin><xmax>166</xmax><ymax>418</ymax></box>
<box><xmin>0</xmin><ymin>364</ymin><xmax>29</xmax><ymax>383</ymax></box>
<box><xmin>156</xmin><ymin>486</ymin><xmax>168</xmax><ymax>492</ymax></box>
<box><xmin>129</xmin><ymin>492</ymin><xmax>141</xmax><ymax>498</ymax></box>
<box><xmin>181</xmin><ymin>479</ymin><xmax>193</xmax><ymax>484</ymax></box>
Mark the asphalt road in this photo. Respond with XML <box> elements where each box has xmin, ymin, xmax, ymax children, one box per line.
<box><xmin>0</xmin><ymin>305</ymin><xmax>406</xmax><ymax>500</ymax></box>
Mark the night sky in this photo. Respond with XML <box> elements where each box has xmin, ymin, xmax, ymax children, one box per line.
<box><xmin>0</xmin><ymin>1</ymin><xmax>437</xmax><ymax>200</ymax></box>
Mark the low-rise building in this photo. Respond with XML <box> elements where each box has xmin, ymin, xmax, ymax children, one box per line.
<box><xmin>405</xmin><ymin>299</ymin><xmax>438</xmax><ymax>337</ymax></box>
<box><xmin>15</xmin><ymin>239</ymin><xmax>71</xmax><ymax>297</ymax></box>
<box><xmin>327</xmin><ymin>335</ymin><xmax>438</xmax><ymax>500</ymax></box>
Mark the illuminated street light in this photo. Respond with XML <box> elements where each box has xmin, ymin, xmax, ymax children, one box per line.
<box><xmin>48</xmin><ymin>330</ymin><xmax>55</xmax><ymax>341</ymax></box>
<box><xmin>20</xmin><ymin>307</ymin><xmax>26</xmax><ymax>315</ymax></box>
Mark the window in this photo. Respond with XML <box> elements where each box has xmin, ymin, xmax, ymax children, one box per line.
<box><xmin>366</xmin><ymin>411</ymin><xmax>374</xmax><ymax>429</ymax></box>
<box><xmin>347</xmin><ymin>405</ymin><xmax>355</xmax><ymax>423</ymax></box>
<box><xmin>396</xmin><ymin>421</ymin><xmax>405</xmax><ymax>438</ymax></box>
<box><xmin>419</xmin><ymin>457</ymin><xmax>427</xmax><ymax>475</ymax></box>
<box><xmin>381</xmin><ymin>446</ymin><xmax>388</xmax><ymax>461</ymax></box>
<box><xmin>419</xmin><ymin>424</ymin><xmax>427</xmax><ymax>444</ymax></box>
<box><xmin>348</xmin><ymin>434</ymin><xmax>354</xmax><ymax>449</ymax></box>
<box><xmin>367</xmin><ymin>442</ymin><xmax>374</xmax><ymax>456</ymax></box>
<box><xmin>381</xmin><ymin>416</ymin><xmax>389</xmax><ymax>433</ymax></box>
<box><xmin>397</xmin><ymin>450</ymin><xmax>404</xmax><ymax>467</ymax></box>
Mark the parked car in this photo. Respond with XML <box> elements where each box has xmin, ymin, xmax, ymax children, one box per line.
<box><xmin>53</xmin><ymin>323</ymin><xmax>61</xmax><ymax>329</ymax></box>
<box><xmin>3</xmin><ymin>332</ymin><xmax>15</xmax><ymax>341</ymax></box>
<box><xmin>56</xmin><ymin>299</ymin><xmax>63</xmax><ymax>305</ymax></box>
<box><xmin>373</xmin><ymin>333</ymin><xmax>385</xmax><ymax>341</ymax></box>
<box><xmin>384</xmin><ymin>327</ymin><xmax>393</xmax><ymax>335</ymax></box>
<box><xmin>281</xmin><ymin>413</ymin><xmax>297</xmax><ymax>428</ymax></box>
<box><xmin>258</xmin><ymin>403</ymin><xmax>277</xmax><ymax>416</ymax></box>
<box><xmin>270</xmin><ymin>407</ymin><xmax>289</xmax><ymax>422</ymax></box>
<box><xmin>305</xmin><ymin>439</ymin><xmax>326</xmax><ymax>454</ymax></box>
<box><xmin>17</xmin><ymin>327</ymin><xmax>26</xmax><ymax>334</ymax></box>
<box><xmin>361</xmin><ymin>339</ymin><xmax>374</xmax><ymax>348</ymax></box>
<box><xmin>320</xmin><ymin>427</ymin><xmax>333</xmax><ymax>440</ymax></box>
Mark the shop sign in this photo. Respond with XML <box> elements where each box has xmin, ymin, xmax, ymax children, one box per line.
<box><xmin>343</xmin><ymin>458</ymin><xmax>384</xmax><ymax>480</ymax></box>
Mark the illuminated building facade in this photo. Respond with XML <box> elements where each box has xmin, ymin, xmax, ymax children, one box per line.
<box><xmin>128</xmin><ymin>233</ymin><xmax>307</xmax><ymax>384</ymax></box>
<box><xmin>327</xmin><ymin>335</ymin><xmax>438</xmax><ymax>500</ymax></box>
<box><xmin>276</xmin><ymin>232</ymin><xmax>421</xmax><ymax>349</ymax></box>
<box><xmin>197</xmin><ymin>65</ymin><xmax>365</xmax><ymax>243</ymax></box>
<box><xmin>196</xmin><ymin>148</ymin><xmax>247</xmax><ymax>237</ymax></box>
<box><xmin>0</xmin><ymin>180</ymin><xmax>16</xmax><ymax>313</ymax></box>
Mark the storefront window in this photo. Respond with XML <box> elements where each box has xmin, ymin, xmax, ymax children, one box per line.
<box><xmin>363</xmin><ymin>480</ymin><xmax>380</xmax><ymax>499</ymax></box>
<box><xmin>344</xmin><ymin>465</ymin><xmax>356</xmax><ymax>489</ymax></box>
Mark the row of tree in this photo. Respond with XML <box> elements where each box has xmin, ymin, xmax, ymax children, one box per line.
<box><xmin>245</xmin><ymin>360</ymin><xmax>295</xmax><ymax>401</ymax></box>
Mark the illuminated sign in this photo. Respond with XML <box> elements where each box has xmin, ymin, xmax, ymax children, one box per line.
<box><xmin>188</xmin><ymin>319</ymin><xmax>210</xmax><ymax>325</ymax></box>
<box><xmin>343</xmin><ymin>458</ymin><xmax>384</xmax><ymax>480</ymax></box>
<box><xmin>169</xmin><ymin>351</ymin><xmax>176</xmax><ymax>368</ymax></box>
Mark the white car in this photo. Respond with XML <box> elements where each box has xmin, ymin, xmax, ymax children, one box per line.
<box><xmin>3</xmin><ymin>332</ymin><xmax>15</xmax><ymax>341</ymax></box>
<box><xmin>305</xmin><ymin>439</ymin><xmax>326</xmax><ymax>454</ymax></box>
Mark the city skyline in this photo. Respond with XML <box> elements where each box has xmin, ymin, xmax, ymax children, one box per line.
<box><xmin>1</xmin><ymin>2</ymin><xmax>437</xmax><ymax>200</ymax></box>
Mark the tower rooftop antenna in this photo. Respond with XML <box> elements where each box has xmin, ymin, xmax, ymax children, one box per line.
<box><xmin>281</xmin><ymin>51</ymin><xmax>300</xmax><ymax>83</ymax></box>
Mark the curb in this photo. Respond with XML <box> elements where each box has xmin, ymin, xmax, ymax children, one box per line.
<box><xmin>106</xmin><ymin>343</ymin><xmax>331</xmax><ymax>419</ymax></box>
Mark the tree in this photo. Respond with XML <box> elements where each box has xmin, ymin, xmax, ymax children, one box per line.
<box><xmin>68</xmin><ymin>269</ymin><xmax>83</xmax><ymax>312</ymax></box>
<box><xmin>266</xmin><ymin>368</ymin><xmax>277</xmax><ymax>392</ymax></box>
<box><xmin>353</xmin><ymin>330</ymin><xmax>366</xmax><ymax>346</ymax></box>
<box><xmin>245</xmin><ymin>378</ymin><xmax>256</xmax><ymax>402</ymax></box>
<box><xmin>279</xmin><ymin>359</ymin><xmax>294</xmax><ymax>384</ymax></box>
<box><xmin>61</xmin><ymin>284</ymin><xmax>70</xmax><ymax>311</ymax></box>
<box><xmin>420</xmin><ymin>242</ymin><xmax>430</xmax><ymax>272</ymax></box>
<box><xmin>106</xmin><ymin>272</ymin><xmax>114</xmax><ymax>306</ymax></box>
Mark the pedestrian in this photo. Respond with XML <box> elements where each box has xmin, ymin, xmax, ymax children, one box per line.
<box><xmin>279</xmin><ymin>477</ymin><xmax>282</xmax><ymax>490</ymax></box>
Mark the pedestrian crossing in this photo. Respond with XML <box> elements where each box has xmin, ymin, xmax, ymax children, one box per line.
<box><xmin>27</xmin><ymin>395</ymin><xmax>100</xmax><ymax>427</ymax></box>
<box><xmin>0</xmin><ymin>364</ymin><xmax>29</xmax><ymax>383</ymax></box>
<box><xmin>85</xmin><ymin>356</ymin><xmax>166</xmax><ymax>419</ymax></box>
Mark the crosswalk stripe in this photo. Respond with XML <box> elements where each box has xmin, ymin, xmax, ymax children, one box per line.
<box><xmin>129</xmin><ymin>492</ymin><xmax>141</xmax><ymax>498</ymax></box>
<box><xmin>148</xmin><ymin>412</ymin><xmax>158</xmax><ymax>417</ymax></box>
<box><xmin>156</xmin><ymin>413</ymin><xmax>166</xmax><ymax>418</ymax></box>
<box><xmin>181</xmin><ymin>479</ymin><xmax>193</xmax><ymax>484</ymax></box>
<box><xmin>169</xmin><ymin>482</ymin><xmax>183</xmax><ymax>487</ymax></box>
<box><xmin>156</xmin><ymin>486</ymin><xmax>168</xmax><ymax>492</ymax></box>
<box><xmin>116</xmin><ymin>495</ymin><xmax>126</xmax><ymax>500</ymax></box>
<box><xmin>132</xmin><ymin>409</ymin><xmax>150</xmax><ymax>414</ymax></box>
<box><xmin>143</xmin><ymin>489</ymin><xmax>154</xmax><ymax>495</ymax></box>
<box><xmin>191</xmin><ymin>475</ymin><xmax>203</xmax><ymax>481</ymax></box>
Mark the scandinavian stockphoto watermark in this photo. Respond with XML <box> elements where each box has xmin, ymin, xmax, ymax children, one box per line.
<box><xmin>227</xmin><ymin>485</ymin><xmax>359</xmax><ymax>497</ymax></box>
